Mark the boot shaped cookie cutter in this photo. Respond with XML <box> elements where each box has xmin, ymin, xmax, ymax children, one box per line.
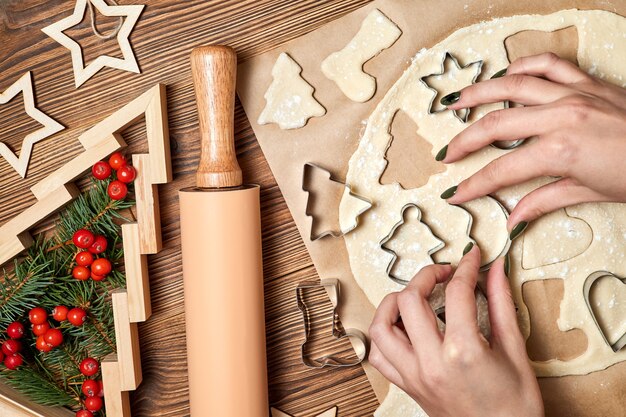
<box><xmin>420</xmin><ymin>51</ymin><xmax>524</xmax><ymax>149</ymax></box>
<box><xmin>379</xmin><ymin>203</ymin><xmax>446</xmax><ymax>285</ymax></box>
<box><xmin>296</xmin><ymin>279</ymin><xmax>368</xmax><ymax>368</ymax></box>
<box><xmin>583</xmin><ymin>271</ymin><xmax>626</xmax><ymax>352</ymax></box>
<box><xmin>302</xmin><ymin>163</ymin><xmax>372</xmax><ymax>241</ymax></box>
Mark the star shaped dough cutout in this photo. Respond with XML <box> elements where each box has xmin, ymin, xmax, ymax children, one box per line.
<box><xmin>0</xmin><ymin>72</ymin><xmax>64</xmax><ymax>178</ymax></box>
<box><xmin>42</xmin><ymin>0</ymin><xmax>144</xmax><ymax>88</ymax></box>
<box><xmin>271</xmin><ymin>406</ymin><xmax>338</xmax><ymax>417</ymax></box>
<box><xmin>420</xmin><ymin>52</ymin><xmax>483</xmax><ymax>123</ymax></box>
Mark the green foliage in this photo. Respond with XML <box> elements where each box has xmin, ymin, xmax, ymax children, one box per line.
<box><xmin>0</xmin><ymin>179</ymin><xmax>134</xmax><ymax>414</ymax></box>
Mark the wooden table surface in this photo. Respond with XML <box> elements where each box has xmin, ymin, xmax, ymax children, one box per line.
<box><xmin>0</xmin><ymin>1</ymin><xmax>379</xmax><ymax>416</ymax></box>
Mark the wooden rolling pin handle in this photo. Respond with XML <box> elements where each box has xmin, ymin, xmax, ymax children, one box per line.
<box><xmin>190</xmin><ymin>45</ymin><xmax>243</xmax><ymax>188</ymax></box>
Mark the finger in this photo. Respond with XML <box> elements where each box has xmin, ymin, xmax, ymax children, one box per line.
<box><xmin>508</xmin><ymin>177</ymin><xmax>608</xmax><ymax>228</ymax></box>
<box><xmin>446</xmin><ymin>141</ymin><xmax>558</xmax><ymax>205</ymax></box>
<box><xmin>447</xmin><ymin>74</ymin><xmax>574</xmax><ymax>110</ymax></box>
<box><xmin>506</xmin><ymin>52</ymin><xmax>591</xmax><ymax>85</ymax></box>
<box><xmin>369</xmin><ymin>293</ymin><xmax>415</xmax><ymax>370</ymax></box>
<box><xmin>369</xmin><ymin>340</ymin><xmax>404</xmax><ymax>387</ymax></box>
<box><xmin>443</xmin><ymin>246</ymin><xmax>481</xmax><ymax>337</ymax></box>
<box><xmin>485</xmin><ymin>258</ymin><xmax>525</xmax><ymax>352</ymax></box>
<box><xmin>443</xmin><ymin>105</ymin><xmax>553</xmax><ymax>163</ymax></box>
<box><xmin>398</xmin><ymin>265</ymin><xmax>452</xmax><ymax>355</ymax></box>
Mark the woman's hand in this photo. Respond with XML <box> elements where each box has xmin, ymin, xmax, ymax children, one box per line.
<box><xmin>440</xmin><ymin>53</ymin><xmax>626</xmax><ymax>235</ymax></box>
<box><xmin>369</xmin><ymin>247</ymin><xmax>544</xmax><ymax>417</ymax></box>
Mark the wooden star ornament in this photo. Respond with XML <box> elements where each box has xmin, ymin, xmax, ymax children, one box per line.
<box><xmin>271</xmin><ymin>406</ymin><xmax>338</xmax><ymax>417</ymax></box>
<box><xmin>42</xmin><ymin>0</ymin><xmax>145</xmax><ymax>88</ymax></box>
<box><xmin>0</xmin><ymin>72</ymin><xmax>64</xmax><ymax>178</ymax></box>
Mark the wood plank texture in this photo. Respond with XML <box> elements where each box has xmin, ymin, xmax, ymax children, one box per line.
<box><xmin>0</xmin><ymin>1</ymin><xmax>378</xmax><ymax>416</ymax></box>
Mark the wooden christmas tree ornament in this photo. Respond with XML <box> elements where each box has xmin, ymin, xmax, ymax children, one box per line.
<box><xmin>0</xmin><ymin>84</ymin><xmax>172</xmax><ymax>417</ymax></box>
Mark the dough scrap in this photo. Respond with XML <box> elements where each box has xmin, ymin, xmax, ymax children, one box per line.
<box><xmin>258</xmin><ymin>53</ymin><xmax>326</xmax><ymax>129</ymax></box>
<box><xmin>339</xmin><ymin>9</ymin><xmax>626</xmax><ymax>415</ymax></box>
<box><xmin>321</xmin><ymin>9</ymin><xmax>402</xmax><ymax>103</ymax></box>
<box><xmin>522</xmin><ymin>208</ymin><xmax>593</xmax><ymax>269</ymax></box>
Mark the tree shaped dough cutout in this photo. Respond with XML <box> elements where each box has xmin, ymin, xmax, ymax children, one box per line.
<box><xmin>258</xmin><ymin>53</ymin><xmax>326</xmax><ymax>129</ymax></box>
<box><xmin>381</xmin><ymin>204</ymin><xmax>444</xmax><ymax>284</ymax></box>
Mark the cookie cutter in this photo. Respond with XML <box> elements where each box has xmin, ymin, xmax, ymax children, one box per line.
<box><xmin>296</xmin><ymin>279</ymin><xmax>368</xmax><ymax>368</ymax></box>
<box><xmin>583</xmin><ymin>271</ymin><xmax>626</xmax><ymax>352</ymax></box>
<box><xmin>492</xmin><ymin>69</ymin><xmax>526</xmax><ymax>150</ymax></box>
<box><xmin>379</xmin><ymin>203</ymin><xmax>446</xmax><ymax>285</ymax></box>
<box><xmin>302</xmin><ymin>163</ymin><xmax>372</xmax><ymax>241</ymax></box>
<box><xmin>420</xmin><ymin>51</ymin><xmax>483</xmax><ymax>124</ymax></box>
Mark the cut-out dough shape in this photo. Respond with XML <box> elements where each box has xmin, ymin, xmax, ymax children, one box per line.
<box><xmin>420</xmin><ymin>52</ymin><xmax>482</xmax><ymax>123</ymax></box>
<box><xmin>523</xmin><ymin>278</ymin><xmax>588</xmax><ymax>362</ymax></box>
<box><xmin>585</xmin><ymin>272</ymin><xmax>626</xmax><ymax>351</ymax></box>
<box><xmin>522</xmin><ymin>208</ymin><xmax>593</xmax><ymax>269</ymax></box>
<box><xmin>321</xmin><ymin>9</ymin><xmax>402</xmax><ymax>103</ymax></box>
<box><xmin>303</xmin><ymin>163</ymin><xmax>371</xmax><ymax>240</ymax></box>
<box><xmin>41</xmin><ymin>0</ymin><xmax>144</xmax><ymax>88</ymax></box>
<box><xmin>380</xmin><ymin>110</ymin><xmax>445</xmax><ymax>190</ymax></box>
<box><xmin>0</xmin><ymin>72</ymin><xmax>64</xmax><ymax>178</ymax></box>
<box><xmin>505</xmin><ymin>26</ymin><xmax>579</xmax><ymax>65</ymax></box>
<box><xmin>380</xmin><ymin>204</ymin><xmax>444</xmax><ymax>284</ymax></box>
<box><xmin>271</xmin><ymin>406</ymin><xmax>338</xmax><ymax>417</ymax></box>
<box><xmin>339</xmin><ymin>14</ymin><xmax>626</xmax><ymax>409</ymax></box>
<box><xmin>258</xmin><ymin>53</ymin><xmax>326</xmax><ymax>129</ymax></box>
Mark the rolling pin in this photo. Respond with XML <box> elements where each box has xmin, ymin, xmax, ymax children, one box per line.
<box><xmin>179</xmin><ymin>45</ymin><xmax>269</xmax><ymax>417</ymax></box>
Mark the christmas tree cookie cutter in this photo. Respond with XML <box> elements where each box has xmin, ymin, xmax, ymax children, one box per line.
<box><xmin>302</xmin><ymin>163</ymin><xmax>373</xmax><ymax>241</ymax></box>
<box><xmin>583</xmin><ymin>271</ymin><xmax>626</xmax><ymax>352</ymax></box>
<box><xmin>296</xmin><ymin>279</ymin><xmax>368</xmax><ymax>368</ymax></box>
<box><xmin>379</xmin><ymin>203</ymin><xmax>446</xmax><ymax>285</ymax></box>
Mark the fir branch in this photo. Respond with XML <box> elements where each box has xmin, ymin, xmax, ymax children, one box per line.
<box><xmin>0</xmin><ymin>366</ymin><xmax>80</xmax><ymax>408</ymax></box>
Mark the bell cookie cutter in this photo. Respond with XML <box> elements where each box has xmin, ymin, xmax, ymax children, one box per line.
<box><xmin>302</xmin><ymin>163</ymin><xmax>372</xmax><ymax>241</ymax></box>
<box><xmin>379</xmin><ymin>203</ymin><xmax>445</xmax><ymax>285</ymax></box>
<box><xmin>296</xmin><ymin>279</ymin><xmax>368</xmax><ymax>368</ymax></box>
<box><xmin>583</xmin><ymin>271</ymin><xmax>626</xmax><ymax>352</ymax></box>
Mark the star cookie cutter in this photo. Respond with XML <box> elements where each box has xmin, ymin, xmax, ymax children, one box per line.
<box><xmin>420</xmin><ymin>52</ymin><xmax>483</xmax><ymax>124</ymax></box>
<box><xmin>302</xmin><ymin>163</ymin><xmax>372</xmax><ymax>241</ymax></box>
<box><xmin>296</xmin><ymin>279</ymin><xmax>368</xmax><ymax>368</ymax></box>
<box><xmin>583</xmin><ymin>271</ymin><xmax>626</xmax><ymax>352</ymax></box>
<box><xmin>379</xmin><ymin>203</ymin><xmax>446</xmax><ymax>285</ymax></box>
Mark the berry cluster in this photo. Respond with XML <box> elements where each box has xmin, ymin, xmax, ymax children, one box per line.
<box><xmin>72</xmin><ymin>229</ymin><xmax>112</xmax><ymax>282</ymax></box>
<box><xmin>1</xmin><ymin>322</ymin><xmax>25</xmax><ymax>370</ymax></box>
<box><xmin>76</xmin><ymin>357</ymin><xmax>104</xmax><ymax>416</ymax></box>
<box><xmin>92</xmin><ymin>151</ymin><xmax>136</xmax><ymax>201</ymax></box>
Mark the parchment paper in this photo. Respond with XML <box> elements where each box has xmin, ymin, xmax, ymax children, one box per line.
<box><xmin>236</xmin><ymin>0</ymin><xmax>626</xmax><ymax>415</ymax></box>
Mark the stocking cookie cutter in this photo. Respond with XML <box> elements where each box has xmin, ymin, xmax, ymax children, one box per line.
<box><xmin>583</xmin><ymin>271</ymin><xmax>626</xmax><ymax>352</ymax></box>
<box><xmin>302</xmin><ymin>163</ymin><xmax>372</xmax><ymax>241</ymax></box>
<box><xmin>296</xmin><ymin>279</ymin><xmax>368</xmax><ymax>368</ymax></box>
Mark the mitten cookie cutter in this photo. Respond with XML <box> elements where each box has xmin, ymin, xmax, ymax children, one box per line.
<box><xmin>302</xmin><ymin>163</ymin><xmax>372</xmax><ymax>241</ymax></box>
<box><xmin>379</xmin><ymin>203</ymin><xmax>446</xmax><ymax>285</ymax></box>
<box><xmin>583</xmin><ymin>271</ymin><xmax>626</xmax><ymax>352</ymax></box>
<box><xmin>296</xmin><ymin>279</ymin><xmax>368</xmax><ymax>368</ymax></box>
<box><xmin>420</xmin><ymin>52</ymin><xmax>483</xmax><ymax>124</ymax></box>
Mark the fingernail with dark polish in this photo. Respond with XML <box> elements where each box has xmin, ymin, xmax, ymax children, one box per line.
<box><xmin>437</xmin><ymin>261</ymin><xmax>451</xmax><ymax>265</ymax></box>
<box><xmin>463</xmin><ymin>242</ymin><xmax>474</xmax><ymax>256</ymax></box>
<box><xmin>440</xmin><ymin>185</ymin><xmax>458</xmax><ymax>200</ymax></box>
<box><xmin>491</xmin><ymin>68</ymin><xmax>507</xmax><ymax>79</ymax></box>
<box><xmin>509</xmin><ymin>221</ymin><xmax>529</xmax><ymax>241</ymax></box>
<box><xmin>440</xmin><ymin>91</ymin><xmax>461</xmax><ymax>106</ymax></box>
<box><xmin>504</xmin><ymin>254</ymin><xmax>510</xmax><ymax>276</ymax></box>
<box><xmin>435</xmin><ymin>145</ymin><xmax>448</xmax><ymax>162</ymax></box>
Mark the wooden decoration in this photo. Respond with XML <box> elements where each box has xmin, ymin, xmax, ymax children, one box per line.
<box><xmin>41</xmin><ymin>0</ymin><xmax>145</xmax><ymax>88</ymax></box>
<box><xmin>0</xmin><ymin>84</ymin><xmax>171</xmax><ymax>267</ymax></box>
<box><xmin>0</xmin><ymin>72</ymin><xmax>64</xmax><ymax>178</ymax></box>
<box><xmin>0</xmin><ymin>384</ymin><xmax>72</xmax><ymax>417</ymax></box>
<box><xmin>0</xmin><ymin>83</ymin><xmax>171</xmax><ymax>417</ymax></box>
